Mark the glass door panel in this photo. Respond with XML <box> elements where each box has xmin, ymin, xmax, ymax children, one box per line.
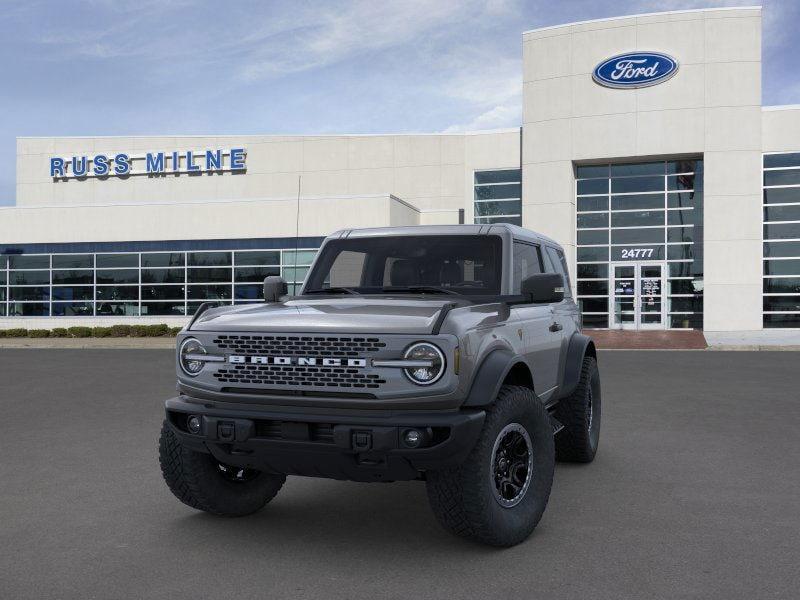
<box><xmin>610</xmin><ymin>262</ymin><xmax>666</xmax><ymax>330</ymax></box>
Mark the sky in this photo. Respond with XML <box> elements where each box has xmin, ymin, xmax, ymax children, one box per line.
<box><xmin>1</xmin><ymin>0</ymin><xmax>799</xmax><ymax>206</ymax></box>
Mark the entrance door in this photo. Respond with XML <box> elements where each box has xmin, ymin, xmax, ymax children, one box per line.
<box><xmin>610</xmin><ymin>262</ymin><xmax>666</xmax><ymax>330</ymax></box>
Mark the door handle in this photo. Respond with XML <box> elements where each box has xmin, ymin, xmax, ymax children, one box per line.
<box><xmin>549</xmin><ymin>322</ymin><xmax>563</xmax><ymax>332</ymax></box>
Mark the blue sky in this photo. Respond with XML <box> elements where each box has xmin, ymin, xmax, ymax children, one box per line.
<box><xmin>1</xmin><ymin>0</ymin><xmax>798</xmax><ymax>206</ymax></box>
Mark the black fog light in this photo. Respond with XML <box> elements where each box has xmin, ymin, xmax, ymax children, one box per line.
<box><xmin>402</xmin><ymin>428</ymin><xmax>423</xmax><ymax>448</ymax></box>
<box><xmin>187</xmin><ymin>415</ymin><xmax>202</xmax><ymax>434</ymax></box>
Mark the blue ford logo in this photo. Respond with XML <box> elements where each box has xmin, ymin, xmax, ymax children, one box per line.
<box><xmin>592</xmin><ymin>52</ymin><xmax>678</xmax><ymax>89</ymax></box>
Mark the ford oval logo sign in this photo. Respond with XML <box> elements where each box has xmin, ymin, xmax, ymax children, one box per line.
<box><xmin>592</xmin><ymin>52</ymin><xmax>679</xmax><ymax>89</ymax></box>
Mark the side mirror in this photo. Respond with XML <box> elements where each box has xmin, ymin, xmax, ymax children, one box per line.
<box><xmin>263</xmin><ymin>276</ymin><xmax>288</xmax><ymax>302</ymax></box>
<box><xmin>521</xmin><ymin>273</ymin><xmax>565</xmax><ymax>304</ymax></box>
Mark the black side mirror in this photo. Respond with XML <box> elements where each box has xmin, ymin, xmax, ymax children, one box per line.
<box><xmin>521</xmin><ymin>273</ymin><xmax>565</xmax><ymax>303</ymax></box>
<box><xmin>263</xmin><ymin>276</ymin><xmax>288</xmax><ymax>302</ymax></box>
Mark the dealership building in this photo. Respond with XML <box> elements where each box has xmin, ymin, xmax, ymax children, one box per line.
<box><xmin>2</xmin><ymin>6</ymin><xmax>799</xmax><ymax>337</ymax></box>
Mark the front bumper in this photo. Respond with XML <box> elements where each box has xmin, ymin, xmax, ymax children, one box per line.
<box><xmin>165</xmin><ymin>395</ymin><xmax>485</xmax><ymax>482</ymax></box>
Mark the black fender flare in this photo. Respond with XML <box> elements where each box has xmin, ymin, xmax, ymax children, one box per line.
<box><xmin>463</xmin><ymin>348</ymin><xmax>526</xmax><ymax>407</ymax></box>
<box><xmin>560</xmin><ymin>333</ymin><xmax>597</xmax><ymax>398</ymax></box>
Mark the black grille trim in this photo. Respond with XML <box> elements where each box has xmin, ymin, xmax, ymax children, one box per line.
<box><xmin>220</xmin><ymin>387</ymin><xmax>378</xmax><ymax>399</ymax></box>
<box><xmin>212</xmin><ymin>335</ymin><xmax>386</xmax><ymax>357</ymax></box>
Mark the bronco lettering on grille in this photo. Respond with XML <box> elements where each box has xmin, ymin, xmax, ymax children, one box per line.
<box><xmin>228</xmin><ymin>355</ymin><xmax>367</xmax><ymax>367</ymax></box>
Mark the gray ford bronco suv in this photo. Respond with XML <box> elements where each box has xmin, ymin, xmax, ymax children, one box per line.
<box><xmin>159</xmin><ymin>224</ymin><xmax>601</xmax><ymax>546</ymax></box>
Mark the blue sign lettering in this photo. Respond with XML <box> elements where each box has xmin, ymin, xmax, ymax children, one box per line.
<box><xmin>49</xmin><ymin>148</ymin><xmax>247</xmax><ymax>179</ymax></box>
<box><xmin>593</xmin><ymin>52</ymin><xmax>678</xmax><ymax>89</ymax></box>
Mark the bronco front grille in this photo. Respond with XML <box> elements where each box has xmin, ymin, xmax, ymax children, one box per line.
<box><xmin>212</xmin><ymin>335</ymin><xmax>386</xmax><ymax>357</ymax></box>
<box><xmin>213</xmin><ymin>364</ymin><xmax>387</xmax><ymax>389</ymax></box>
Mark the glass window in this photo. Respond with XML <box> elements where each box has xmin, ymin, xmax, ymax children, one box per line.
<box><xmin>577</xmin><ymin>213</ymin><xmax>608</xmax><ymax>228</ymax></box>
<box><xmin>474</xmin><ymin>215</ymin><xmax>522</xmax><ymax>226</ymax></box>
<box><xmin>764</xmin><ymin>170</ymin><xmax>800</xmax><ymax>187</ymax></box>
<box><xmin>282</xmin><ymin>266</ymin><xmax>310</xmax><ymax>283</ymax></box>
<box><xmin>142</xmin><ymin>268</ymin><xmax>185</xmax><ymax>284</ymax></box>
<box><xmin>96</xmin><ymin>269</ymin><xmax>138</xmax><ymax>284</ymax></box>
<box><xmin>188</xmin><ymin>251</ymin><xmax>231</xmax><ymax>266</ymax></box>
<box><xmin>611</xmin><ymin>194</ymin><xmax>664</xmax><ymax>211</ymax></box>
<box><xmin>96</xmin><ymin>254</ymin><xmax>138</xmax><ymax>268</ymax></box>
<box><xmin>53</xmin><ymin>286</ymin><xmax>93</xmax><ymax>301</ymax></box>
<box><xmin>764</xmin><ymin>223</ymin><xmax>800</xmax><ymax>240</ymax></box>
<box><xmin>474</xmin><ymin>199</ymin><xmax>522</xmax><ymax>217</ymax></box>
<box><xmin>763</xmin><ymin>278</ymin><xmax>800</xmax><ymax>294</ymax></box>
<box><xmin>52</xmin><ymin>302</ymin><xmax>94</xmax><ymax>317</ymax></box>
<box><xmin>763</xmin><ymin>314</ymin><xmax>800</xmax><ymax>327</ymax></box>
<box><xmin>764</xmin><ymin>241</ymin><xmax>800</xmax><ymax>258</ymax></box>
<box><xmin>234</xmin><ymin>251</ymin><xmax>280</xmax><ymax>266</ymax></box>
<box><xmin>670</xmin><ymin>314</ymin><xmax>703</xmax><ymax>329</ymax></box>
<box><xmin>10</xmin><ymin>287</ymin><xmax>49</xmax><ymax>301</ymax></box>
<box><xmin>10</xmin><ymin>271</ymin><xmax>50</xmax><ymax>285</ymax></box>
<box><xmin>141</xmin><ymin>253</ymin><xmax>185</xmax><ymax>268</ymax></box>
<box><xmin>577</xmin><ymin>281</ymin><xmax>608</xmax><ymax>295</ymax></box>
<box><xmin>577</xmin><ymin>179</ymin><xmax>608</xmax><ymax>195</ymax></box>
<box><xmin>764</xmin><ymin>153</ymin><xmax>800</xmax><ymax>168</ymax></box>
<box><xmin>669</xmin><ymin>262</ymin><xmax>696</xmax><ymax>277</ymax></box>
<box><xmin>96</xmin><ymin>302</ymin><xmax>139</xmax><ymax>316</ymax></box>
<box><xmin>611</xmin><ymin>246</ymin><xmax>665</xmax><ymax>261</ymax></box>
<box><xmin>611</xmin><ymin>176</ymin><xmax>663</xmax><ymax>194</ymax></box>
<box><xmin>576</xmin><ymin>165</ymin><xmax>608</xmax><ymax>178</ymax></box>
<box><xmin>611</xmin><ymin>211</ymin><xmax>664</xmax><ymax>228</ymax></box>
<box><xmin>581</xmin><ymin>314</ymin><xmax>609</xmax><ymax>328</ymax></box>
<box><xmin>96</xmin><ymin>286</ymin><xmax>139</xmax><ymax>301</ymax></box>
<box><xmin>611</xmin><ymin>228</ymin><xmax>664</xmax><ymax>245</ymax></box>
<box><xmin>668</xmin><ymin>279</ymin><xmax>703</xmax><ymax>295</ymax></box>
<box><xmin>668</xmin><ymin>209</ymin><xmax>699</xmax><ymax>226</ymax></box>
<box><xmin>0</xmin><ymin>271</ymin><xmax>5</xmax><ymax>285</ymax></box>
<box><xmin>187</xmin><ymin>267</ymin><xmax>231</xmax><ymax>283</ymax></box>
<box><xmin>669</xmin><ymin>297</ymin><xmax>703</xmax><ymax>312</ymax></box>
<box><xmin>577</xmin><ymin>230</ymin><xmax>608</xmax><ymax>245</ymax></box>
<box><xmin>668</xmin><ymin>191</ymin><xmax>702</xmax><ymax>209</ymax></box>
<box><xmin>141</xmin><ymin>302</ymin><xmax>186</xmax><ymax>316</ymax></box>
<box><xmin>764</xmin><ymin>205</ymin><xmax>800</xmax><ymax>222</ymax></box>
<box><xmin>53</xmin><ymin>270</ymin><xmax>93</xmax><ymax>285</ymax></box>
<box><xmin>8</xmin><ymin>302</ymin><xmax>49</xmax><ymax>316</ymax></box>
<box><xmin>0</xmin><ymin>288</ymin><xmax>6</xmax><ymax>302</ymax></box>
<box><xmin>474</xmin><ymin>169</ymin><xmax>520</xmax><ymax>184</ymax></box>
<box><xmin>764</xmin><ymin>259</ymin><xmax>800</xmax><ymax>275</ymax></box>
<box><xmin>763</xmin><ymin>188</ymin><xmax>800</xmax><ymax>204</ymax></box>
<box><xmin>667</xmin><ymin>245</ymin><xmax>694</xmax><ymax>261</ymax></box>
<box><xmin>577</xmin><ymin>247</ymin><xmax>609</xmax><ymax>262</ymax></box>
<box><xmin>234</xmin><ymin>284</ymin><xmax>263</xmax><ymax>300</ymax></box>
<box><xmin>282</xmin><ymin>250</ymin><xmax>318</xmax><ymax>266</ymax></box>
<box><xmin>141</xmin><ymin>286</ymin><xmax>185</xmax><ymax>300</ymax></box>
<box><xmin>577</xmin><ymin>264</ymin><xmax>608</xmax><ymax>279</ymax></box>
<box><xmin>234</xmin><ymin>266</ymin><xmax>280</xmax><ymax>283</ymax></box>
<box><xmin>763</xmin><ymin>296</ymin><xmax>800</xmax><ymax>312</ymax></box>
<box><xmin>667</xmin><ymin>174</ymin><xmax>698</xmax><ymax>191</ymax></box>
<box><xmin>52</xmin><ymin>254</ymin><xmax>93</xmax><ymax>269</ymax></box>
<box><xmin>577</xmin><ymin>197</ymin><xmax>608</xmax><ymax>212</ymax></box>
<box><xmin>475</xmin><ymin>184</ymin><xmax>521</xmax><ymax>200</ymax></box>
<box><xmin>512</xmin><ymin>242</ymin><xmax>543</xmax><ymax>293</ymax></box>
<box><xmin>611</xmin><ymin>162</ymin><xmax>664</xmax><ymax>177</ymax></box>
<box><xmin>667</xmin><ymin>227</ymin><xmax>695</xmax><ymax>244</ymax></box>
<box><xmin>667</xmin><ymin>160</ymin><xmax>702</xmax><ymax>174</ymax></box>
<box><xmin>187</xmin><ymin>285</ymin><xmax>232</xmax><ymax>300</ymax></box>
<box><xmin>546</xmin><ymin>247</ymin><xmax>572</xmax><ymax>298</ymax></box>
<box><xmin>578</xmin><ymin>298</ymin><xmax>608</xmax><ymax>312</ymax></box>
<box><xmin>9</xmin><ymin>255</ymin><xmax>49</xmax><ymax>269</ymax></box>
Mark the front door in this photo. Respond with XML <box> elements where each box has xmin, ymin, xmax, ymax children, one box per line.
<box><xmin>610</xmin><ymin>262</ymin><xmax>666</xmax><ymax>330</ymax></box>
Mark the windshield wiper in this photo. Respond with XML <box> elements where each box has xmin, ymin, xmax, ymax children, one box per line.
<box><xmin>304</xmin><ymin>287</ymin><xmax>360</xmax><ymax>295</ymax></box>
<box><xmin>380</xmin><ymin>286</ymin><xmax>459</xmax><ymax>296</ymax></box>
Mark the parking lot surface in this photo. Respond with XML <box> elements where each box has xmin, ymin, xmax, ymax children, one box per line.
<box><xmin>1</xmin><ymin>349</ymin><xmax>797</xmax><ymax>600</ymax></box>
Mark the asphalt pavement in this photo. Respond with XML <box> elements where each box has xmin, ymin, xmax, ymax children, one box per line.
<box><xmin>0</xmin><ymin>349</ymin><xmax>797</xmax><ymax>600</ymax></box>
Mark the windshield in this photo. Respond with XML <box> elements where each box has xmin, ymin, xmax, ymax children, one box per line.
<box><xmin>303</xmin><ymin>235</ymin><xmax>503</xmax><ymax>296</ymax></box>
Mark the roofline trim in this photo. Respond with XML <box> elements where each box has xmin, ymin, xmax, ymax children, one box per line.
<box><xmin>522</xmin><ymin>5</ymin><xmax>762</xmax><ymax>36</ymax></box>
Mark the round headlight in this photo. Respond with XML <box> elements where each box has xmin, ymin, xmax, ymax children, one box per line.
<box><xmin>403</xmin><ymin>342</ymin><xmax>445</xmax><ymax>385</ymax></box>
<box><xmin>179</xmin><ymin>337</ymin><xmax>206</xmax><ymax>376</ymax></box>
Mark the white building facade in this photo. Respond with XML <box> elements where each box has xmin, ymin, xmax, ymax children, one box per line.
<box><xmin>2</xmin><ymin>6</ymin><xmax>799</xmax><ymax>335</ymax></box>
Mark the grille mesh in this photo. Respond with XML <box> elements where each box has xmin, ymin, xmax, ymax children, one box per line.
<box><xmin>213</xmin><ymin>364</ymin><xmax>387</xmax><ymax>389</ymax></box>
<box><xmin>212</xmin><ymin>335</ymin><xmax>386</xmax><ymax>357</ymax></box>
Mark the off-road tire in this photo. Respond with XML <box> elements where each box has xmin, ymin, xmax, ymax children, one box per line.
<box><xmin>425</xmin><ymin>385</ymin><xmax>555</xmax><ymax>547</ymax></box>
<box><xmin>158</xmin><ymin>420</ymin><xmax>286</xmax><ymax>516</ymax></box>
<box><xmin>555</xmin><ymin>356</ymin><xmax>601</xmax><ymax>463</ymax></box>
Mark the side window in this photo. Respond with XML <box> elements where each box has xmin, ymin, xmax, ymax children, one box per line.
<box><xmin>512</xmin><ymin>242</ymin><xmax>543</xmax><ymax>293</ymax></box>
<box><xmin>545</xmin><ymin>246</ymin><xmax>573</xmax><ymax>299</ymax></box>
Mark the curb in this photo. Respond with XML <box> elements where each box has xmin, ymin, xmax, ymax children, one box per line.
<box><xmin>0</xmin><ymin>338</ymin><xmax>177</xmax><ymax>349</ymax></box>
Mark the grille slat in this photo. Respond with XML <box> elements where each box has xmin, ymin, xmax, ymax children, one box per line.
<box><xmin>211</xmin><ymin>335</ymin><xmax>388</xmax><ymax>390</ymax></box>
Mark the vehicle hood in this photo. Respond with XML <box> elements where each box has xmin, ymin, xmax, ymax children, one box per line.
<box><xmin>190</xmin><ymin>297</ymin><xmax>460</xmax><ymax>334</ymax></box>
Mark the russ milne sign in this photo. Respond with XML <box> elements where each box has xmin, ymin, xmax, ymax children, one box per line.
<box><xmin>592</xmin><ymin>52</ymin><xmax>678</xmax><ymax>89</ymax></box>
<box><xmin>50</xmin><ymin>148</ymin><xmax>246</xmax><ymax>179</ymax></box>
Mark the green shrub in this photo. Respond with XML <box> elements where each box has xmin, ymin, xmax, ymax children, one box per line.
<box><xmin>67</xmin><ymin>326</ymin><xmax>92</xmax><ymax>338</ymax></box>
<box><xmin>146</xmin><ymin>324</ymin><xmax>170</xmax><ymax>337</ymax></box>
<box><xmin>4</xmin><ymin>328</ymin><xmax>28</xmax><ymax>338</ymax></box>
<box><xmin>51</xmin><ymin>328</ymin><xmax>69</xmax><ymax>338</ymax></box>
<box><xmin>0</xmin><ymin>330</ymin><xmax>5</xmax><ymax>338</ymax></box>
<box><xmin>109</xmin><ymin>324</ymin><xmax>132</xmax><ymax>337</ymax></box>
<box><xmin>91</xmin><ymin>327</ymin><xmax>113</xmax><ymax>338</ymax></box>
<box><xmin>168</xmin><ymin>327</ymin><xmax>182</xmax><ymax>336</ymax></box>
<box><xmin>27</xmin><ymin>329</ymin><xmax>51</xmax><ymax>338</ymax></box>
<box><xmin>129</xmin><ymin>325</ymin><xmax>149</xmax><ymax>337</ymax></box>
